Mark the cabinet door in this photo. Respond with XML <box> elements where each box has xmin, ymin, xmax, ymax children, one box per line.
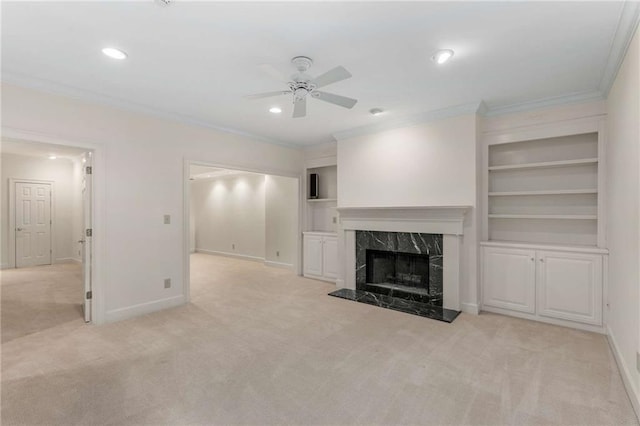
<box><xmin>322</xmin><ymin>236</ymin><xmax>338</xmax><ymax>280</ymax></box>
<box><xmin>303</xmin><ymin>235</ymin><xmax>324</xmax><ymax>277</ymax></box>
<box><xmin>537</xmin><ymin>251</ymin><xmax>602</xmax><ymax>325</ymax></box>
<box><xmin>482</xmin><ymin>247</ymin><xmax>536</xmax><ymax>313</ymax></box>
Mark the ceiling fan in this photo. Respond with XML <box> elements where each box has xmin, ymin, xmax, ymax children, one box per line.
<box><xmin>246</xmin><ymin>56</ymin><xmax>358</xmax><ymax>118</ymax></box>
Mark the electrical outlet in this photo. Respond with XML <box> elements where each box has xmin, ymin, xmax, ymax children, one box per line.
<box><xmin>276</xmin><ymin>251</ymin><xmax>280</xmax><ymax>257</ymax></box>
<box><xmin>332</xmin><ymin>216</ymin><xmax>337</xmax><ymax>224</ymax></box>
<box><xmin>164</xmin><ymin>278</ymin><xmax>171</xmax><ymax>289</ymax></box>
<box><xmin>164</xmin><ymin>214</ymin><xmax>171</xmax><ymax>225</ymax></box>
<box><xmin>232</xmin><ymin>244</ymin><xmax>235</xmax><ymax>250</ymax></box>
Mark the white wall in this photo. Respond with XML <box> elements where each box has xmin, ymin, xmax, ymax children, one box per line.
<box><xmin>0</xmin><ymin>153</ymin><xmax>81</xmax><ymax>267</ymax></box>
<box><xmin>606</xmin><ymin>24</ymin><xmax>640</xmax><ymax>413</ymax></box>
<box><xmin>265</xmin><ymin>175</ymin><xmax>299</xmax><ymax>268</ymax></box>
<box><xmin>1</xmin><ymin>83</ymin><xmax>304</xmax><ymax>323</ymax></box>
<box><xmin>337</xmin><ymin>114</ymin><xmax>480</xmax><ymax>312</ymax></box>
<box><xmin>192</xmin><ymin>174</ymin><xmax>266</xmax><ymax>260</ymax></box>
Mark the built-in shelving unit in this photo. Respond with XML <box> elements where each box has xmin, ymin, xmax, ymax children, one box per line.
<box><xmin>485</xmin><ymin>131</ymin><xmax>603</xmax><ymax>247</ymax></box>
<box><xmin>305</xmin><ymin>162</ymin><xmax>337</xmax><ymax>233</ymax></box>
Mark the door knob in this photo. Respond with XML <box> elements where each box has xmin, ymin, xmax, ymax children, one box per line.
<box><xmin>16</xmin><ymin>227</ymin><xmax>23</xmax><ymax>231</ymax></box>
<box><xmin>78</xmin><ymin>239</ymin><xmax>86</xmax><ymax>244</ymax></box>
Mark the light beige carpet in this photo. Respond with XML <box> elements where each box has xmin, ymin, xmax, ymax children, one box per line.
<box><xmin>1</xmin><ymin>253</ymin><xmax>637</xmax><ymax>425</ymax></box>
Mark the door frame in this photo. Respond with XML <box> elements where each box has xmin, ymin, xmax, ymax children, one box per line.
<box><xmin>183</xmin><ymin>158</ymin><xmax>303</xmax><ymax>303</ymax></box>
<box><xmin>8</xmin><ymin>178</ymin><xmax>56</xmax><ymax>268</ymax></box>
<box><xmin>2</xmin><ymin>127</ymin><xmax>105</xmax><ymax>324</ymax></box>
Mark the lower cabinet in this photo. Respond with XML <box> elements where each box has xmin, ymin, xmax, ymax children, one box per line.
<box><xmin>482</xmin><ymin>244</ymin><xmax>604</xmax><ymax>327</ymax></box>
<box><xmin>303</xmin><ymin>232</ymin><xmax>337</xmax><ymax>282</ymax></box>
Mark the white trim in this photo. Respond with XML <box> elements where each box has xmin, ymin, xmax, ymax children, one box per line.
<box><xmin>54</xmin><ymin>257</ymin><xmax>81</xmax><ymax>264</ymax></box>
<box><xmin>481</xmin><ymin>306</ymin><xmax>606</xmax><ymax>334</ymax></box>
<box><xmin>8</xmin><ymin>178</ymin><xmax>55</xmax><ymax>269</ymax></box>
<box><xmin>105</xmin><ymin>295</ymin><xmax>186</xmax><ymax>324</ymax></box>
<box><xmin>1</xmin><ymin>263</ymin><xmax>10</xmax><ymax>270</ymax></box>
<box><xmin>332</xmin><ymin>102</ymin><xmax>483</xmax><ymax>141</ymax></box>
<box><xmin>599</xmin><ymin>1</ymin><xmax>640</xmax><ymax>96</ymax></box>
<box><xmin>195</xmin><ymin>248</ymin><xmax>265</xmax><ymax>263</ymax></box>
<box><xmin>607</xmin><ymin>325</ymin><xmax>640</xmax><ymax>422</ymax></box>
<box><xmin>264</xmin><ymin>260</ymin><xmax>294</xmax><ymax>270</ymax></box>
<box><xmin>461</xmin><ymin>302</ymin><xmax>479</xmax><ymax>315</ymax></box>
<box><xmin>483</xmin><ymin>90</ymin><xmax>605</xmax><ymax>118</ymax></box>
<box><xmin>338</xmin><ymin>206</ymin><xmax>471</xmax><ymax>236</ymax></box>
<box><xmin>480</xmin><ymin>241</ymin><xmax>609</xmax><ymax>255</ymax></box>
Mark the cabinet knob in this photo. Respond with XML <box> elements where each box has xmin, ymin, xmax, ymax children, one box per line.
<box><xmin>540</xmin><ymin>258</ymin><xmax>544</xmax><ymax>262</ymax></box>
<box><xmin>531</xmin><ymin>257</ymin><xmax>534</xmax><ymax>261</ymax></box>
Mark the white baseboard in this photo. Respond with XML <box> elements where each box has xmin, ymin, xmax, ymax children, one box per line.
<box><xmin>195</xmin><ymin>248</ymin><xmax>265</xmax><ymax>263</ymax></box>
<box><xmin>55</xmin><ymin>257</ymin><xmax>81</xmax><ymax>264</ymax></box>
<box><xmin>607</xmin><ymin>325</ymin><xmax>640</xmax><ymax>421</ymax></box>
<box><xmin>461</xmin><ymin>302</ymin><xmax>479</xmax><ymax>315</ymax></box>
<box><xmin>481</xmin><ymin>305</ymin><xmax>606</xmax><ymax>334</ymax></box>
<box><xmin>335</xmin><ymin>279</ymin><xmax>346</xmax><ymax>289</ymax></box>
<box><xmin>264</xmin><ymin>260</ymin><xmax>294</xmax><ymax>270</ymax></box>
<box><xmin>0</xmin><ymin>263</ymin><xmax>10</xmax><ymax>270</ymax></box>
<box><xmin>105</xmin><ymin>295</ymin><xmax>186</xmax><ymax>323</ymax></box>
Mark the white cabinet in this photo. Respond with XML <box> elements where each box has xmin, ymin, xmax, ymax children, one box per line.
<box><xmin>482</xmin><ymin>247</ymin><xmax>536</xmax><ymax>314</ymax></box>
<box><xmin>537</xmin><ymin>250</ymin><xmax>602</xmax><ymax>325</ymax></box>
<box><xmin>481</xmin><ymin>243</ymin><xmax>605</xmax><ymax>328</ymax></box>
<box><xmin>303</xmin><ymin>232</ymin><xmax>337</xmax><ymax>282</ymax></box>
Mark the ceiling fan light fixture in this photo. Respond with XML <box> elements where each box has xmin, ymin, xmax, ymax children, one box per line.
<box><xmin>48</xmin><ymin>155</ymin><xmax>57</xmax><ymax>160</ymax></box>
<box><xmin>369</xmin><ymin>108</ymin><xmax>384</xmax><ymax>116</ymax></box>
<box><xmin>102</xmin><ymin>47</ymin><xmax>127</xmax><ymax>60</ymax></box>
<box><xmin>433</xmin><ymin>49</ymin><xmax>454</xmax><ymax>64</ymax></box>
<box><xmin>269</xmin><ymin>106</ymin><xmax>282</xmax><ymax>114</ymax></box>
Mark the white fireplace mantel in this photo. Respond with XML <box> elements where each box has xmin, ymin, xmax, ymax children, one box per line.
<box><xmin>336</xmin><ymin>205</ymin><xmax>472</xmax><ymax>311</ymax></box>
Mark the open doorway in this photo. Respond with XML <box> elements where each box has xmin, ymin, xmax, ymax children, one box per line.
<box><xmin>185</xmin><ymin>162</ymin><xmax>300</xmax><ymax>301</ymax></box>
<box><xmin>1</xmin><ymin>138</ymin><xmax>94</xmax><ymax>341</ymax></box>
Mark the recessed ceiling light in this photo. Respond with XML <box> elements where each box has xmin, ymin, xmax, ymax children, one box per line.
<box><xmin>432</xmin><ymin>49</ymin><xmax>454</xmax><ymax>64</ymax></box>
<box><xmin>102</xmin><ymin>47</ymin><xmax>127</xmax><ymax>60</ymax></box>
<box><xmin>269</xmin><ymin>106</ymin><xmax>282</xmax><ymax>114</ymax></box>
<box><xmin>369</xmin><ymin>108</ymin><xmax>384</xmax><ymax>116</ymax></box>
<box><xmin>48</xmin><ymin>155</ymin><xmax>57</xmax><ymax>160</ymax></box>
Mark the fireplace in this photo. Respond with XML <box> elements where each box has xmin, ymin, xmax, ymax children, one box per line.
<box><xmin>356</xmin><ymin>231</ymin><xmax>443</xmax><ymax>306</ymax></box>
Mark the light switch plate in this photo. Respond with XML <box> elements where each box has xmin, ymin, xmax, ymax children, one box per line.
<box><xmin>164</xmin><ymin>278</ymin><xmax>171</xmax><ymax>289</ymax></box>
<box><xmin>164</xmin><ymin>214</ymin><xmax>171</xmax><ymax>224</ymax></box>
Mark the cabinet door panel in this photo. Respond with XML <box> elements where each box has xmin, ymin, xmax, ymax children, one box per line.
<box><xmin>322</xmin><ymin>237</ymin><xmax>338</xmax><ymax>280</ymax></box>
<box><xmin>537</xmin><ymin>251</ymin><xmax>602</xmax><ymax>325</ymax></box>
<box><xmin>482</xmin><ymin>247</ymin><xmax>536</xmax><ymax>313</ymax></box>
<box><xmin>303</xmin><ymin>235</ymin><xmax>324</xmax><ymax>277</ymax></box>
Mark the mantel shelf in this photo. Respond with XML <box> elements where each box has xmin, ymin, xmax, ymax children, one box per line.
<box><xmin>489</xmin><ymin>189</ymin><xmax>598</xmax><ymax>196</ymax></box>
<box><xmin>489</xmin><ymin>214</ymin><xmax>597</xmax><ymax>220</ymax></box>
<box><xmin>488</xmin><ymin>158</ymin><xmax>598</xmax><ymax>171</ymax></box>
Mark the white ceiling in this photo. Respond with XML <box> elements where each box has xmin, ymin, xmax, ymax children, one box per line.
<box><xmin>1</xmin><ymin>1</ymin><xmax>630</xmax><ymax>147</ymax></box>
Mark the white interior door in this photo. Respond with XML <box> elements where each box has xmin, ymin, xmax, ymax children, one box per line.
<box><xmin>81</xmin><ymin>153</ymin><xmax>93</xmax><ymax>323</ymax></box>
<box><xmin>15</xmin><ymin>182</ymin><xmax>52</xmax><ymax>268</ymax></box>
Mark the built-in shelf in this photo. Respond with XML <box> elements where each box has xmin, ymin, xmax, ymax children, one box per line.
<box><xmin>307</xmin><ymin>198</ymin><xmax>337</xmax><ymax>203</ymax></box>
<box><xmin>488</xmin><ymin>189</ymin><xmax>598</xmax><ymax>197</ymax></box>
<box><xmin>488</xmin><ymin>158</ymin><xmax>598</xmax><ymax>171</ymax></box>
<box><xmin>489</xmin><ymin>214</ymin><xmax>597</xmax><ymax>220</ymax></box>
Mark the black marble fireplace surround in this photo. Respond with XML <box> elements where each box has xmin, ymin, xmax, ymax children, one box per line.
<box><xmin>329</xmin><ymin>231</ymin><xmax>459</xmax><ymax>323</ymax></box>
<box><xmin>357</xmin><ymin>231</ymin><xmax>443</xmax><ymax>306</ymax></box>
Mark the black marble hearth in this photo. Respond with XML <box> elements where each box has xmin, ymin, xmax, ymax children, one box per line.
<box><xmin>356</xmin><ymin>231</ymin><xmax>443</xmax><ymax>306</ymax></box>
<box><xmin>328</xmin><ymin>288</ymin><xmax>460</xmax><ymax>323</ymax></box>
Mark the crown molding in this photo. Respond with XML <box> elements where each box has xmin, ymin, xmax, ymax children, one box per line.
<box><xmin>483</xmin><ymin>89</ymin><xmax>605</xmax><ymax>118</ymax></box>
<box><xmin>332</xmin><ymin>101</ymin><xmax>484</xmax><ymax>141</ymax></box>
<box><xmin>1</xmin><ymin>73</ymin><xmax>302</xmax><ymax>151</ymax></box>
<box><xmin>599</xmin><ymin>0</ymin><xmax>640</xmax><ymax>96</ymax></box>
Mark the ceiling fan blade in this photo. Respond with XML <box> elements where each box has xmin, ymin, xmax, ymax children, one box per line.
<box><xmin>314</xmin><ymin>91</ymin><xmax>358</xmax><ymax>109</ymax></box>
<box><xmin>244</xmin><ymin>91</ymin><xmax>290</xmax><ymax>100</ymax></box>
<box><xmin>292</xmin><ymin>97</ymin><xmax>307</xmax><ymax>118</ymax></box>
<box><xmin>311</xmin><ymin>66</ymin><xmax>352</xmax><ymax>88</ymax></box>
<box><xmin>258</xmin><ymin>63</ymin><xmax>289</xmax><ymax>82</ymax></box>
